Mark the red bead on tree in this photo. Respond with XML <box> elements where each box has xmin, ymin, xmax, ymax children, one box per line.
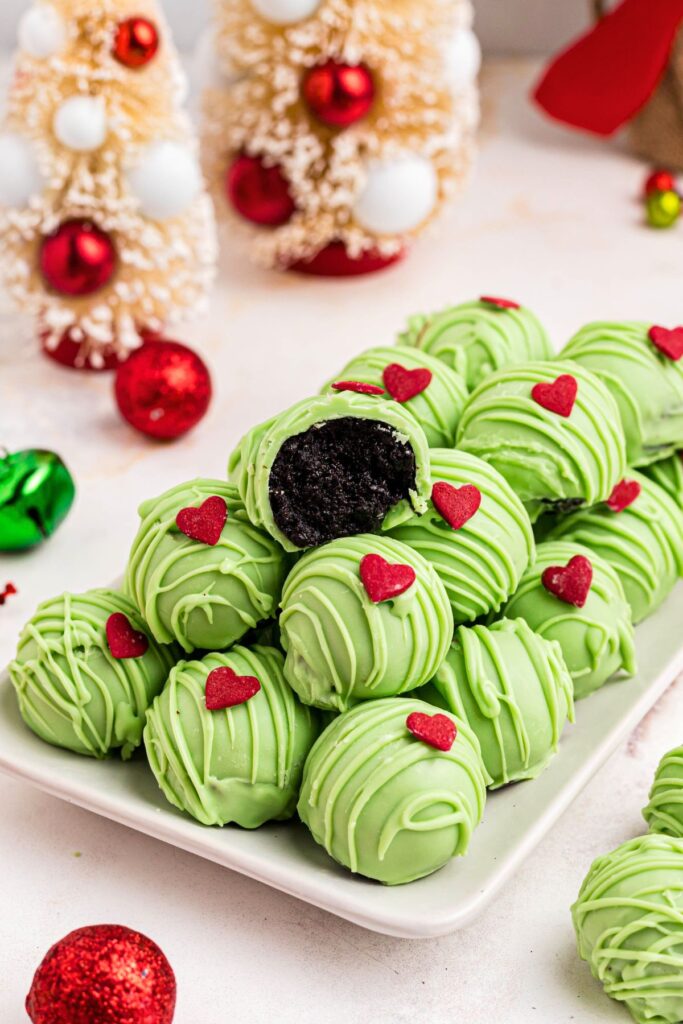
<box><xmin>644</xmin><ymin>169</ymin><xmax>676</xmax><ymax>197</ymax></box>
<box><xmin>39</xmin><ymin>220</ymin><xmax>117</xmax><ymax>298</ymax></box>
<box><xmin>113</xmin><ymin>17</ymin><xmax>160</xmax><ymax>68</ymax></box>
<box><xmin>114</xmin><ymin>337</ymin><xmax>212</xmax><ymax>440</ymax></box>
<box><xmin>226</xmin><ymin>154</ymin><xmax>296</xmax><ymax>226</ymax></box>
<box><xmin>302</xmin><ymin>60</ymin><xmax>375</xmax><ymax>128</ymax></box>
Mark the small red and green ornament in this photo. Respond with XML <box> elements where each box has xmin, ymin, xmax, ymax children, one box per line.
<box><xmin>0</xmin><ymin>448</ymin><xmax>75</xmax><ymax>552</ymax></box>
<box><xmin>643</xmin><ymin>168</ymin><xmax>681</xmax><ymax>229</ymax></box>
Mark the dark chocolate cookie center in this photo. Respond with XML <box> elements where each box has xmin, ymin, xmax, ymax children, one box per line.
<box><xmin>269</xmin><ymin>416</ymin><xmax>417</xmax><ymax>548</ymax></box>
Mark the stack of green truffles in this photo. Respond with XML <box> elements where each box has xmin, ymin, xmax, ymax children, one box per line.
<box><xmin>9</xmin><ymin>296</ymin><xmax>683</xmax><ymax>890</ymax></box>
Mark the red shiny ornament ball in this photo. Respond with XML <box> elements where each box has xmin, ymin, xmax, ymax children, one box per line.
<box><xmin>644</xmin><ymin>169</ymin><xmax>676</xmax><ymax>197</ymax></box>
<box><xmin>115</xmin><ymin>338</ymin><xmax>212</xmax><ymax>440</ymax></box>
<box><xmin>113</xmin><ymin>17</ymin><xmax>160</xmax><ymax>68</ymax></box>
<box><xmin>25</xmin><ymin>924</ymin><xmax>176</xmax><ymax>1024</ymax></box>
<box><xmin>226</xmin><ymin>154</ymin><xmax>296</xmax><ymax>226</ymax></box>
<box><xmin>290</xmin><ymin>240</ymin><xmax>404</xmax><ymax>277</ymax></box>
<box><xmin>40</xmin><ymin>220</ymin><xmax>116</xmax><ymax>298</ymax></box>
<box><xmin>302</xmin><ymin>60</ymin><xmax>375</xmax><ymax>128</ymax></box>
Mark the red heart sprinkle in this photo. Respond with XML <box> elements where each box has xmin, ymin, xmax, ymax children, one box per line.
<box><xmin>0</xmin><ymin>582</ymin><xmax>17</xmax><ymax>606</ymax></box>
<box><xmin>607</xmin><ymin>478</ymin><xmax>642</xmax><ymax>513</ymax></box>
<box><xmin>205</xmin><ymin>666</ymin><xmax>261</xmax><ymax>710</ymax></box>
<box><xmin>175</xmin><ymin>495</ymin><xmax>228</xmax><ymax>546</ymax></box>
<box><xmin>531</xmin><ymin>374</ymin><xmax>578</xmax><ymax>418</ymax></box>
<box><xmin>382</xmin><ymin>363</ymin><xmax>433</xmax><ymax>403</ymax></box>
<box><xmin>360</xmin><ymin>553</ymin><xmax>416</xmax><ymax>603</ymax></box>
<box><xmin>106</xmin><ymin>612</ymin><xmax>149</xmax><ymax>659</ymax></box>
<box><xmin>541</xmin><ymin>555</ymin><xmax>593</xmax><ymax>608</ymax></box>
<box><xmin>432</xmin><ymin>482</ymin><xmax>482</xmax><ymax>530</ymax></box>
<box><xmin>406</xmin><ymin>711</ymin><xmax>457</xmax><ymax>751</ymax></box>
<box><xmin>480</xmin><ymin>295</ymin><xmax>521</xmax><ymax>310</ymax></box>
<box><xmin>648</xmin><ymin>325</ymin><xmax>683</xmax><ymax>362</ymax></box>
<box><xmin>331</xmin><ymin>380</ymin><xmax>385</xmax><ymax>396</ymax></box>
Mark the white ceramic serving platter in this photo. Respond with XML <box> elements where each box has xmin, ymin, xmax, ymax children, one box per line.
<box><xmin>1</xmin><ymin>581</ymin><xmax>682</xmax><ymax>939</ymax></box>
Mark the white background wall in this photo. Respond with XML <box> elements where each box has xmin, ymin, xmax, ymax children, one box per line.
<box><xmin>0</xmin><ymin>0</ymin><xmax>599</xmax><ymax>54</ymax></box>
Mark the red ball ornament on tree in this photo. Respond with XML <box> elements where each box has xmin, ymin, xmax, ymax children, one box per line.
<box><xmin>25</xmin><ymin>924</ymin><xmax>176</xmax><ymax>1024</ymax></box>
<box><xmin>302</xmin><ymin>60</ymin><xmax>375</xmax><ymax>128</ymax></box>
<box><xmin>113</xmin><ymin>17</ymin><xmax>160</xmax><ymax>69</ymax></box>
<box><xmin>115</xmin><ymin>338</ymin><xmax>212</xmax><ymax>440</ymax></box>
<box><xmin>41</xmin><ymin>328</ymin><xmax>121</xmax><ymax>372</ymax></box>
<box><xmin>226</xmin><ymin>154</ymin><xmax>296</xmax><ymax>226</ymax></box>
<box><xmin>291</xmin><ymin>241</ymin><xmax>403</xmax><ymax>277</ymax></box>
<box><xmin>40</xmin><ymin>220</ymin><xmax>116</xmax><ymax>298</ymax></box>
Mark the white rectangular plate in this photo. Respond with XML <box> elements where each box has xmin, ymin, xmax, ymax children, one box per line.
<box><xmin>1</xmin><ymin>582</ymin><xmax>682</xmax><ymax>939</ymax></box>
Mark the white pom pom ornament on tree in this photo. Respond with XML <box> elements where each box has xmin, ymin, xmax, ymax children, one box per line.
<box><xmin>204</xmin><ymin>0</ymin><xmax>480</xmax><ymax>274</ymax></box>
<box><xmin>0</xmin><ymin>0</ymin><xmax>217</xmax><ymax>369</ymax></box>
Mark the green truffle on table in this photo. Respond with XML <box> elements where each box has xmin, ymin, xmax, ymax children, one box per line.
<box><xmin>229</xmin><ymin>389</ymin><xmax>431</xmax><ymax>553</ymax></box>
<box><xmin>456</xmin><ymin>361</ymin><xmax>627</xmax><ymax>522</ymax></box>
<box><xmin>562</xmin><ymin>321</ymin><xmax>683</xmax><ymax>466</ymax></box>
<box><xmin>387</xmin><ymin>448</ymin><xmax>535</xmax><ymax>625</ymax></box>
<box><xmin>643</xmin><ymin>746</ymin><xmax>683</xmax><ymax>838</ymax></box>
<box><xmin>548</xmin><ymin>472</ymin><xmax>683</xmax><ymax>624</ymax></box>
<box><xmin>642</xmin><ymin>451</ymin><xmax>683</xmax><ymax>508</ymax></box>
<box><xmin>279</xmin><ymin>534</ymin><xmax>453</xmax><ymax>713</ymax></box>
<box><xmin>397</xmin><ymin>295</ymin><xmax>553</xmax><ymax>391</ymax></box>
<box><xmin>503</xmin><ymin>540</ymin><xmax>635</xmax><ymax>700</ymax></box>
<box><xmin>572</xmin><ymin>833</ymin><xmax>683</xmax><ymax>1024</ymax></box>
<box><xmin>125</xmin><ymin>479</ymin><xmax>288</xmax><ymax>654</ymax></box>
<box><xmin>322</xmin><ymin>345</ymin><xmax>468</xmax><ymax>448</ymax></box>
<box><xmin>298</xmin><ymin>697</ymin><xmax>489</xmax><ymax>885</ymax></box>
<box><xmin>10</xmin><ymin>589</ymin><xmax>175</xmax><ymax>759</ymax></box>
<box><xmin>425</xmin><ymin>618</ymin><xmax>574</xmax><ymax>788</ymax></box>
<box><xmin>144</xmin><ymin>645</ymin><xmax>319</xmax><ymax>828</ymax></box>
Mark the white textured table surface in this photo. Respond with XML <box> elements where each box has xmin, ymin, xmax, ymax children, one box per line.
<box><xmin>1</xmin><ymin>59</ymin><xmax>682</xmax><ymax>1023</ymax></box>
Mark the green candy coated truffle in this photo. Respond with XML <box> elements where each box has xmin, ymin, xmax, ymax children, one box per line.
<box><xmin>279</xmin><ymin>534</ymin><xmax>454</xmax><ymax>713</ymax></box>
<box><xmin>642</xmin><ymin>452</ymin><xmax>683</xmax><ymax>508</ymax></box>
<box><xmin>10</xmin><ymin>589</ymin><xmax>174</xmax><ymax>759</ymax></box>
<box><xmin>144</xmin><ymin>645</ymin><xmax>319</xmax><ymax>828</ymax></box>
<box><xmin>643</xmin><ymin>746</ymin><xmax>683</xmax><ymax>837</ymax></box>
<box><xmin>456</xmin><ymin>360</ymin><xmax>627</xmax><ymax>522</ymax></box>
<box><xmin>549</xmin><ymin>471</ymin><xmax>683</xmax><ymax>624</ymax></box>
<box><xmin>427</xmin><ymin>618</ymin><xmax>574</xmax><ymax>788</ymax></box>
<box><xmin>125</xmin><ymin>479</ymin><xmax>288</xmax><ymax>653</ymax></box>
<box><xmin>387</xmin><ymin>448</ymin><xmax>535</xmax><ymax>625</ymax></box>
<box><xmin>323</xmin><ymin>345</ymin><xmax>468</xmax><ymax>447</ymax></box>
<box><xmin>503</xmin><ymin>541</ymin><xmax>636</xmax><ymax>700</ymax></box>
<box><xmin>228</xmin><ymin>391</ymin><xmax>431</xmax><ymax>553</ymax></box>
<box><xmin>298</xmin><ymin>696</ymin><xmax>488</xmax><ymax>885</ymax></box>
<box><xmin>572</xmin><ymin>833</ymin><xmax>683</xmax><ymax>1024</ymax></box>
<box><xmin>398</xmin><ymin>297</ymin><xmax>553</xmax><ymax>391</ymax></box>
<box><xmin>562</xmin><ymin>321</ymin><xmax>683</xmax><ymax>466</ymax></box>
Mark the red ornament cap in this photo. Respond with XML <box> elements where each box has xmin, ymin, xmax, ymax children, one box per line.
<box><xmin>406</xmin><ymin>711</ymin><xmax>457</xmax><ymax>752</ymax></box>
<box><xmin>226</xmin><ymin>154</ymin><xmax>296</xmax><ymax>227</ymax></box>
<box><xmin>302</xmin><ymin>60</ymin><xmax>375</xmax><ymax>129</ymax></box>
<box><xmin>106</xmin><ymin>613</ymin><xmax>149</xmax><ymax>659</ymax></box>
<box><xmin>432</xmin><ymin>482</ymin><xmax>482</xmax><ymax>530</ymax></box>
<box><xmin>331</xmin><ymin>380</ymin><xmax>385</xmax><ymax>396</ymax></box>
<box><xmin>114</xmin><ymin>339</ymin><xmax>212</xmax><ymax>440</ymax></box>
<box><xmin>40</xmin><ymin>220</ymin><xmax>116</xmax><ymax>298</ymax></box>
<box><xmin>176</xmin><ymin>496</ymin><xmax>227</xmax><ymax>546</ymax></box>
<box><xmin>649</xmin><ymin>325</ymin><xmax>683</xmax><ymax>361</ymax></box>
<box><xmin>542</xmin><ymin>554</ymin><xmax>593</xmax><ymax>608</ymax></box>
<box><xmin>205</xmin><ymin>666</ymin><xmax>261</xmax><ymax>710</ymax></box>
<box><xmin>480</xmin><ymin>295</ymin><xmax>521</xmax><ymax>310</ymax></box>
<box><xmin>25</xmin><ymin>924</ymin><xmax>176</xmax><ymax>1024</ymax></box>
<box><xmin>113</xmin><ymin>17</ymin><xmax>160</xmax><ymax>68</ymax></box>
<box><xmin>360</xmin><ymin>553</ymin><xmax>416</xmax><ymax>603</ymax></box>
<box><xmin>645</xmin><ymin>169</ymin><xmax>676</xmax><ymax>196</ymax></box>
<box><xmin>531</xmin><ymin>374</ymin><xmax>578</xmax><ymax>418</ymax></box>
<box><xmin>382</xmin><ymin>363</ymin><xmax>432</xmax><ymax>403</ymax></box>
<box><xmin>607</xmin><ymin>478</ymin><xmax>642</xmax><ymax>513</ymax></box>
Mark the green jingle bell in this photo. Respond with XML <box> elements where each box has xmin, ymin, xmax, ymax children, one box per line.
<box><xmin>0</xmin><ymin>449</ymin><xmax>75</xmax><ymax>551</ymax></box>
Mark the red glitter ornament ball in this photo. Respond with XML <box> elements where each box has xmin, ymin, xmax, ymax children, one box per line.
<box><xmin>114</xmin><ymin>338</ymin><xmax>212</xmax><ymax>440</ymax></box>
<box><xmin>302</xmin><ymin>60</ymin><xmax>375</xmax><ymax>128</ymax></box>
<box><xmin>25</xmin><ymin>924</ymin><xmax>176</xmax><ymax>1024</ymax></box>
<box><xmin>113</xmin><ymin>17</ymin><xmax>160</xmax><ymax>68</ymax></box>
<box><xmin>40</xmin><ymin>220</ymin><xmax>116</xmax><ymax>298</ymax></box>
<box><xmin>226</xmin><ymin>154</ymin><xmax>296</xmax><ymax>226</ymax></box>
<box><xmin>644</xmin><ymin>169</ymin><xmax>676</xmax><ymax>197</ymax></box>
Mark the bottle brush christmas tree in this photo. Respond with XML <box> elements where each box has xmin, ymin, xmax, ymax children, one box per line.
<box><xmin>204</xmin><ymin>0</ymin><xmax>480</xmax><ymax>276</ymax></box>
<box><xmin>0</xmin><ymin>0</ymin><xmax>217</xmax><ymax>368</ymax></box>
